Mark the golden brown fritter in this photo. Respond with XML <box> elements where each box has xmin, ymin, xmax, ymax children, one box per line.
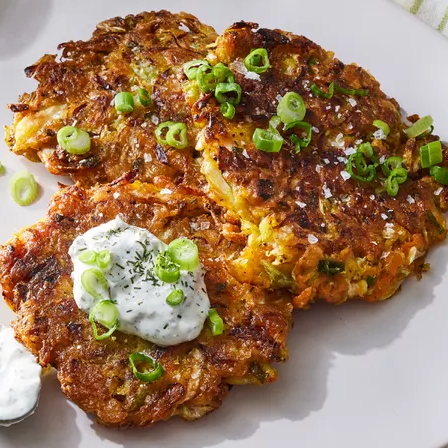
<box><xmin>0</xmin><ymin>175</ymin><xmax>292</xmax><ymax>427</ymax></box>
<box><xmin>189</xmin><ymin>21</ymin><xmax>448</xmax><ymax>307</ymax></box>
<box><xmin>4</xmin><ymin>14</ymin><xmax>448</xmax><ymax>309</ymax></box>
<box><xmin>5</xmin><ymin>10</ymin><xmax>216</xmax><ymax>188</ymax></box>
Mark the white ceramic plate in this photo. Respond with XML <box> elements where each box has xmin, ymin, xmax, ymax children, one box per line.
<box><xmin>1</xmin><ymin>0</ymin><xmax>448</xmax><ymax>447</ymax></box>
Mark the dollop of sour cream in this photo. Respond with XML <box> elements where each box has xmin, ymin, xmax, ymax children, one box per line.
<box><xmin>0</xmin><ymin>325</ymin><xmax>41</xmax><ymax>426</ymax></box>
<box><xmin>68</xmin><ymin>217</ymin><xmax>210</xmax><ymax>347</ymax></box>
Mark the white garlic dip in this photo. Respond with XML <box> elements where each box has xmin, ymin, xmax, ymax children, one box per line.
<box><xmin>68</xmin><ymin>217</ymin><xmax>210</xmax><ymax>347</ymax></box>
<box><xmin>0</xmin><ymin>325</ymin><xmax>41</xmax><ymax>426</ymax></box>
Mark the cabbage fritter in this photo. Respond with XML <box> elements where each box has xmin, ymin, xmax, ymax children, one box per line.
<box><xmin>5</xmin><ymin>10</ymin><xmax>216</xmax><ymax>189</ymax></box>
<box><xmin>4</xmin><ymin>13</ymin><xmax>448</xmax><ymax>309</ymax></box>
<box><xmin>0</xmin><ymin>176</ymin><xmax>292</xmax><ymax>427</ymax></box>
<box><xmin>190</xmin><ymin>22</ymin><xmax>448</xmax><ymax>307</ymax></box>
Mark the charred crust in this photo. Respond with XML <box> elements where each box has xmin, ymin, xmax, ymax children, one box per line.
<box><xmin>257</xmin><ymin>179</ymin><xmax>274</xmax><ymax>200</ymax></box>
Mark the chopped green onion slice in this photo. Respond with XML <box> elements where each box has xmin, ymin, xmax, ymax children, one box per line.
<box><xmin>129</xmin><ymin>352</ymin><xmax>164</xmax><ymax>383</ymax></box>
<box><xmin>269</xmin><ymin>115</ymin><xmax>282</xmax><ymax>131</ymax></box>
<box><xmin>155</xmin><ymin>121</ymin><xmax>175</xmax><ymax>146</ymax></box>
<box><xmin>89</xmin><ymin>300</ymin><xmax>118</xmax><ymax>341</ymax></box>
<box><xmin>334</xmin><ymin>84</ymin><xmax>369</xmax><ymax>97</ymax></box>
<box><xmin>373</xmin><ymin>120</ymin><xmax>390</xmax><ymax>137</ymax></box>
<box><xmin>114</xmin><ymin>92</ymin><xmax>135</xmax><ymax>114</ymax></box>
<box><xmin>285</xmin><ymin>120</ymin><xmax>312</xmax><ymax>152</ymax></box>
<box><xmin>183</xmin><ymin>59</ymin><xmax>209</xmax><ymax>80</ymax></box>
<box><xmin>419</xmin><ymin>141</ymin><xmax>443</xmax><ymax>169</ymax></box>
<box><xmin>167</xmin><ymin>238</ymin><xmax>199</xmax><ymax>271</ymax></box>
<box><xmin>250</xmin><ymin>51</ymin><xmax>262</xmax><ymax>66</ymax></box>
<box><xmin>96</xmin><ymin>250</ymin><xmax>112</xmax><ymax>270</ymax></box>
<box><xmin>81</xmin><ymin>268</ymin><xmax>108</xmax><ymax>301</ymax></box>
<box><xmin>311</xmin><ymin>82</ymin><xmax>334</xmax><ymax>99</ymax></box>
<box><xmin>308</xmin><ymin>56</ymin><xmax>318</xmax><ymax>66</ymax></box>
<box><xmin>346</xmin><ymin>152</ymin><xmax>375</xmax><ymax>182</ymax></box>
<box><xmin>277</xmin><ymin>92</ymin><xmax>306</xmax><ymax>125</ymax></box>
<box><xmin>208</xmin><ymin>308</ymin><xmax>224</xmax><ymax>336</ymax></box>
<box><xmin>253</xmin><ymin>128</ymin><xmax>284</xmax><ymax>153</ymax></box>
<box><xmin>138</xmin><ymin>88</ymin><xmax>151</xmax><ymax>107</ymax></box>
<box><xmin>212</xmin><ymin>63</ymin><xmax>235</xmax><ymax>83</ymax></box>
<box><xmin>419</xmin><ymin>125</ymin><xmax>434</xmax><ymax>138</ymax></box>
<box><xmin>359</xmin><ymin>142</ymin><xmax>374</xmax><ymax>159</ymax></box>
<box><xmin>166</xmin><ymin>122</ymin><xmax>189</xmax><ymax>149</ymax></box>
<box><xmin>155</xmin><ymin>252</ymin><xmax>180</xmax><ymax>283</ymax></box>
<box><xmin>57</xmin><ymin>126</ymin><xmax>91</xmax><ymax>155</ymax></box>
<box><xmin>386</xmin><ymin>167</ymin><xmax>408</xmax><ymax>197</ymax></box>
<box><xmin>196</xmin><ymin>63</ymin><xmax>218</xmax><ymax>93</ymax></box>
<box><xmin>78</xmin><ymin>250</ymin><xmax>97</xmax><ymax>265</ymax></box>
<box><xmin>382</xmin><ymin>156</ymin><xmax>403</xmax><ymax>177</ymax></box>
<box><xmin>404</xmin><ymin>115</ymin><xmax>433</xmax><ymax>138</ymax></box>
<box><xmin>318</xmin><ymin>259</ymin><xmax>345</xmax><ymax>276</ymax></box>
<box><xmin>220</xmin><ymin>102</ymin><xmax>235</xmax><ymax>119</ymax></box>
<box><xmin>155</xmin><ymin>121</ymin><xmax>189</xmax><ymax>149</ymax></box>
<box><xmin>244</xmin><ymin>48</ymin><xmax>271</xmax><ymax>74</ymax></box>
<box><xmin>10</xmin><ymin>170</ymin><xmax>38</xmax><ymax>206</ymax></box>
<box><xmin>0</xmin><ymin>161</ymin><xmax>3</xmax><ymax>174</ymax></box>
<box><xmin>215</xmin><ymin>82</ymin><xmax>242</xmax><ymax>105</ymax></box>
<box><xmin>430</xmin><ymin>165</ymin><xmax>448</xmax><ymax>185</ymax></box>
<box><xmin>166</xmin><ymin>289</ymin><xmax>185</xmax><ymax>306</ymax></box>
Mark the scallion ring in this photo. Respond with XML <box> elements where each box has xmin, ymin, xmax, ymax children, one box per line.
<box><xmin>114</xmin><ymin>92</ymin><xmax>135</xmax><ymax>114</ymax></box>
<box><xmin>156</xmin><ymin>122</ymin><xmax>189</xmax><ymax>149</ymax></box>
<box><xmin>129</xmin><ymin>352</ymin><xmax>164</xmax><ymax>383</ymax></box>
<box><xmin>138</xmin><ymin>88</ymin><xmax>151</xmax><ymax>107</ymax></box>
<box><xmin>373</xmin><ymin>120</ymin><xmax>390</xmax><ymax>137</ymax></box>
<box><xmin>311</xmin><ymin>82</ymin><xmax>334</xmax><ymax>99</ymax></box>
<box><xmin>196</xmin><ymin>63</ymin><xmax>218</xmax><ymax>93</ymax></box>
<box><xmin>208</xmin><ymin>308</ymin><xmax>224</xmax><ymax>336</ymax></box>
<box><xmin>183</xmin><ymin>59</ymin><xmax>209</xmax><ymax>80</ymax></box>
<box><xmin>382</xmin><ymin>156</ymin><xmax>403</xmax><ymax>177</ymax></box>
<box><xmin>358</xmin><ymin>142</ymin><xmax>374</xmax><ymax>159</ymax></box>
<box><xmin>215</xmin><ymin>82</ymin><xmax>242</xmax><ymax>105</ymax></box>
<box><xmin>10</xmin><ymin>170</ymin><xmax>38</xmax><ymax>207</ymax></box>
<box><xmin>252</xmin><ymin>128</ymin><xmax>284</xmax><ymax>153</ymax></box>
<box><xmin>269</xmin><ymin>115</ymin><xmax>282</xmax><ymax>131</ymax></box>
<box><xmin>244</xmin><ymin>48</ymin><xmax>271</xmax><ymax>74</ymax></box>
<box><xmin>155</xmin><ymin>121</ymin><xmax>176</xmax><ymax>146</ymax></box>
<box><xmin>277</xmin><ymin>92</ymin><xmax>306</xmax><ymax>125</ymax></box>
<box><xmin>430</xmin><ymin>166</ymin><xmax>448</xmax><ymax>185</ymax></box>
<box><xmin>57</xmin><ymin>126</ymin><xmax>91</xmax><ymax>155</ymax></box>
<box><xmin>81</xmin><ymin>268</ymin><xmax>109</xmax><ymax>301</ymax></box>
<box><xmin>220</xmin><ymin>102</ymin><xmax>235</xmax><ymax>119</ymax></box>
<box><xmin>419</xmin><ymin>125</ymin><xmax>434</xmax><ymax>139</ymax></box>
<box><xmin>78</xmin><ymin>250</ymin><xmax>97</xmax><ymax>265</ymax></box>
<box><xmin>285</xmin><ymin>121</ymin><xmax>312</xmax><ymax>152</ymax></box>
<box><xmin>346</xmin><ymin>152</ymin><xmax>375</xmax><ymax>182</ymax></box>
<box><xmin>386</xmin><ymin>167</ymin><xmax>408</xmax><ymax>197</ymax></box>
<box><xmin>212</xmin><ymin>63</ymin><xmax>235</xmax><ymax>83</ymax></box>
<box><xmin>166</xmin><ymin>123</ymin><xmax>189</xmax><ymax>149</ymax></box>
<box><xmin>89</xmin><ymin>300</ymin><xmax>118</xmax><ymax>341</ymax></box>
<box><xmin>167</xmin><ymin>238</ymin><xmax>199</xmax><ymax>271</ymax></box>
<box><xmin>96</xmin><ymin>249</ymin><xmax>112</xmax><ymax>270</ymax></box>
<box><xmin>404</xmin><ymin>115</ymin><xmax>433</xmax><ymax>138</ymax></box>
<box><xmin>166</xmin><ymin>289</ymin><xmax>185</xmax><ymax>306</ymax></box>
<box><xmin>419</xmin><ymin>141</ymin><xmax>443</xmax><ymax>169</ymax></box>
<box><xmin>155</xmin><ymin>252</ymin><xmax>181</xmax><ymax>283</ymax></box>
